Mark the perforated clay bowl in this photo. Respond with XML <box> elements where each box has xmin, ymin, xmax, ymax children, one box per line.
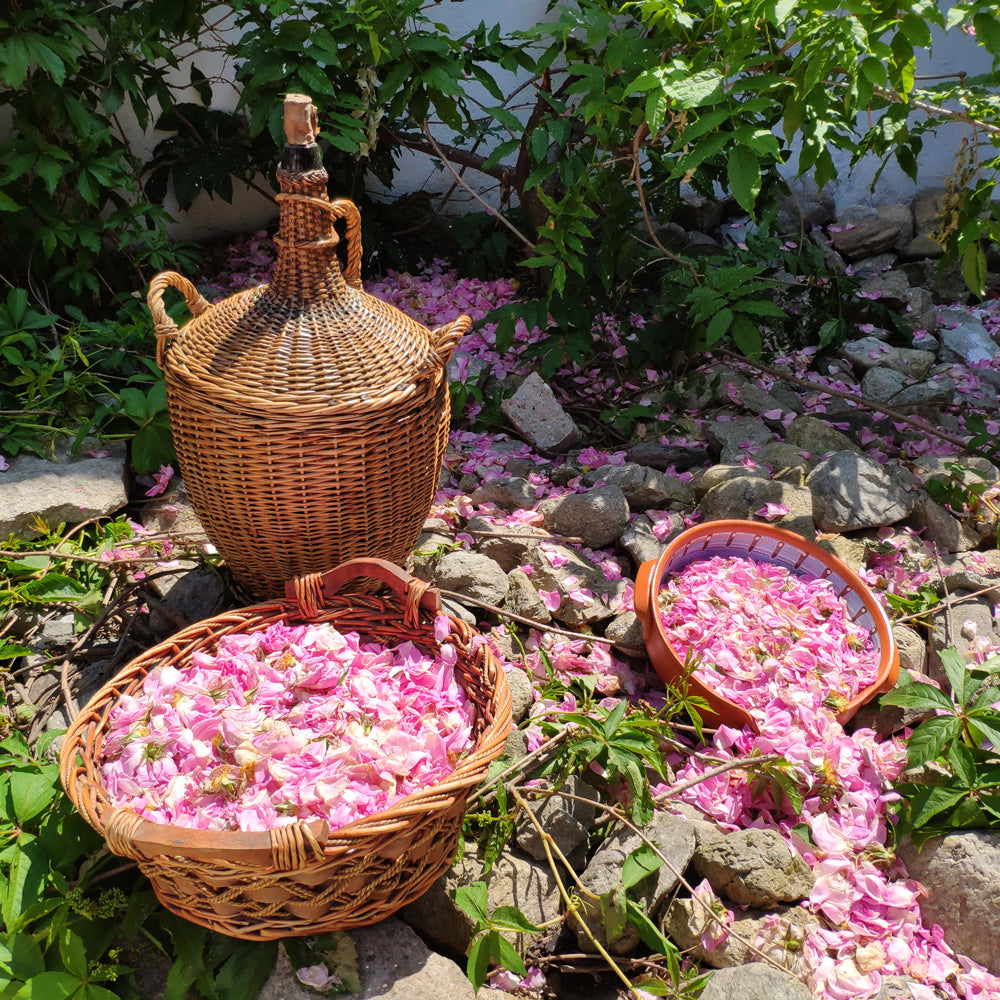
<box><xmin>633</xmin><ymin>520</ymin><xmax>899</xmax><ymax>733</ymax></box>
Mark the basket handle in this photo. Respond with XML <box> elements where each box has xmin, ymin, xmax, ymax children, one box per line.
<box><xmin>327</xmin><ymin>199</ymin><xmax>363</xmax><ymax>289</ymax></box>
<box><xmin>148</xmin><ymin>271</ymin><xmax>212</xmax><ymax>368</ymax></box>
<box><xmin>431</xmin><ymin>315</ymin><xmax>472</xmax><ymax>366</ymax></box>
<box><xmin>106</xmin><ymin>807</ymin><xmax>329</xmax><ymax>866</ymax></box>
<box><xmin>285</xmin><ymin>558</ymin><xmax>443</xmax><ymax>623</ymax></box>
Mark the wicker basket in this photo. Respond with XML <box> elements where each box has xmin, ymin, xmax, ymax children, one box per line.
<box><xmin>59</xmin><ymin>559</ymin><xmax>512</xmax><ymax>940</ymax></box>
<box><xmin>633</xmin><ymin>520</ymin><xmax>899</xmax><ymax>732</ymax></box>
<box><xmin>147</xmin><ymin>94</ymin><xmax>470</xmax><ymax>598</ymax></box>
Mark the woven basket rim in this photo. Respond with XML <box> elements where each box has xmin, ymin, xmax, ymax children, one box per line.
<box><xmin>60</xmin><ymin>581</ymin><xmax>511</xmax><ymax>860</ymax></box>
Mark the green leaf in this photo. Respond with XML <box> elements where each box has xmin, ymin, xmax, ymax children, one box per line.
<box><xmin>9</xmin><ymin>766</ymin><xmax>57</xmax><ymax>826</ymax></box>
<box><xmin>972</xmin><ymin>13</ymin><xmax>1000</xmax><ymax>54</ymax></box>
<box><xmin>3</xmin><ymin>836</ymin><xmax>46</xmax><ymax>928</ymax></box>
<box><xmin>489</xmin><ymin>906</ymin><xmax>542</xmax><ymax>934</ymax></box>
<box><xmin>880</xmin><ymin>682</ymin><xmax>954</xmax><ymax>712</ymax></box>
<box><xmin>454</xmin><ymin>882</ymin><xmax>489</xmax><ymax>926</ymax></box>
<box><xmin>730</xmin><ymin>315</ymin><xmax>762</xmax><ymax>358</ymax></box>
<box><xmin>947</xmin><ymin>740</ymin><xmax>976</xmax><ymax>787</ymax></box>
<box><xmin>663</xmin><ymin>69</ymin><xmax>725</xmax><ymax>108</ymax></box>
<box><xmin>58</xmin><ymin>930</ymin><xmax>88</xmax><ymax>981</ymax></box>
<box><xmin>294</xmin><ymin>63</ymin><xmax>337</xmax><ymax>98</ymax></box>
<box><xmin>625</xmin><ymin>898</ymin><xmax>675</xmax><ymax>955</ymax></box>
<box><xmin>622</xmin><ymin>843</ymin><xmax>664</xmax><ymax>889</ymax></box>
<box><xmin>493</xmin><ymin>935</ymin><xmax>527</xmax><ymax>978</ymax></box>
<box><xmin>907</xmin><ymin>784</ymin><xmax>969</xmax><ymax>829</ymax></box>
<box><xmin>0</xmin><ymin>936</ymin><xmax>45</xmax><ymax>982</ymax></box>
<box><xmin>962</xmin><ymin>242</ymin><xmax>987</xmax><ymax>299</ymax></box>
<box><xmin>0</xmin><ymin>192</ymin><xmax>22</xmax><ymax>212</ymax></box>
<box><xmin>966</xmin><ymin>710</ymin><xmax>1000</xmax><ymax>752</ymax></box>
<box><xmin>210</xmin><ymin>940</ymin><xmax>278</xmax><ymax>999</ymax></box>
<box><xmin>465</xmin><ymin>934</ymin><xmax>491</xmax><ymax>992</ymax></box>
<box><xmin>940</xmin><ymin>646</ymin><xmax>974</xmax><ymax>706</ymax></box>
<box><xmin>11</xmin><ymin>971</ymin><xmax>82</xmax><ymax>999</ymax></box>
<box><xmin>905</xmin><ymin>714</ymin><xmax>962</xmax><ymax>767</ymax></box>
<box><xmin>727</xmin><ymin>145</ymin><xmax>761</xmax><ymax>214</ymax></box>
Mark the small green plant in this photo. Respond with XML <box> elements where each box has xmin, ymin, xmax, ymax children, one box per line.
<box><xmin>881</xmin><ymin>647</ymin><xmax>1000</xmax><ymax>845</ymax></box>
<box><xmin>453</xmin><ymin>881</ymin><xmax>542</xmax><ymax>991</ymax></box>
<box><xmin>924</xmin><ymin>461</ymin><xmax>1000</xmax><ymax>541</ymax></box>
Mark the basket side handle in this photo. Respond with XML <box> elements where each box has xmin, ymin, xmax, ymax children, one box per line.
<box><xmin>431</xmin><ymin>314</ymin><xmax>472</xmax><ymax>367</ymax></box>
<box><xmin>286</xmin><ymin>559</ymin><xmax>442</xmax><ymax>623</ymax></box>
<box><xmin>106</xmin><ymin>807</ymin><xmax>329</xmax><ymax>866</ymax></box>
<box><xmin>148</xmin><ymin>271</ymin><xmax>211</xmax><ymax>368</ymax></box>
<box><xmin>327</xmin><ymin>199</ymin><xmax>363</xmax><ymax>289</ymax></box>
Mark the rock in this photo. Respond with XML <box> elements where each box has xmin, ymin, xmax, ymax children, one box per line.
<box><xmin>927</xmin><ymin>594</ymin><xmax>999</xmax><ymax>689</ymax></box>
<box><xmin>526</xmin><ymin>542</ymin><xmax>625</xmax><ymax>625</ymax></box>
<box><xmin>604</xmin><ymin>611</ymin><xmax>647</xmax><ymax>659</ymax></box>
<box><xmin>148</xmin><ymin>564</ymin><xmax>229</xmax><ymax>635</ymax></box>
<box><xmin>806</xmin><ymin>452</ymin><xmax>916</xmax><ymax>531</ymax></box>
<box><xmin>693</xmin><ymin>828</ymin><xmax>814</xmax><ymax>908</ymax></box>
<box><xmin>620</xmin><ymin>514</ymin><xmax>678</xmax><ymax>569</ymax></box>
<box><xmin>140</xmin><ymin>475</ymin><xmax>207</xmax><ymax>542</ymax></box>
<box><xmin>403</xmin><ymin>847</ymin><xmax>562</xmax><ymax>958</ymax></box>
<box><xmin>425</xmin><ymin>550</ymin><xmax>509</xmax><ymax>607</ymax></box>
<box><xmin>898</xmin><ymin>831</ymin><xmax>1000</xmax><ymax>974</ymax></box>
<box><xmin>862</xmin><ymin>368</ymin><xmax>957</xmax><ymax>407</ymax></box>
<box><xmin>501</xmin><ymin>372</ymin><xmax>581</xmax><ymax>454</ymax></box>
<box><xmin>515</xmin><ymin>777</ymin><xmax>599</xmax><ymax>871</ymax></box>
<box><xmin>775</xmin><ymin>180</ymin><xmax>835</xmax><ymax>234</ymax></box>
<box><xmin>469</xmin><ymin>477</ymin><xmax>540</xmax><ymax>511</ymax></box>
<box><xmin>754</xmin><ymin>442</ymin><xmax>813</xmax><ymax>476</ymax></box>
<box><xmin>906</xmin><ymin>495</ymin><xmax>983</xmax><ymax>553</ymax></box>
<box><xmin>860</xmin><ymin>367</ymin><xmax>907</xmax><ymax>403</ymax></box>
<box><xmin>505</xmin><ymin>568</ymin><xmax>551</xmax><ymax>623</ymax></box>
<box><xmin>538</xmin><ymin>485</ymin><xmax>630</xmax><ymax>549</ymax></box>
<box><xmin>874</xmin><ymin>202</ymin><xmax>915</xmax><ymax>249</ymax></box>
<box><xmin>583</xmin><ymin>463</ymin><xmax>695</xmax><ymax>510</ymax></box>
<box><xmin>695</xmin><ymin>963</ymin><xmax>813</xmax><ymax>1000</ymax></box>
<box><xmin>938</xmin><ymin>321</ymin><xmax>1000</xmax><ymax>385</ymax></box>
<box><xmin>0</xmin><ymin>449</ymin><xmax>128</xmax><ymax>541</ymax></box>
<box><xmin>784</xmin><ymin>415</ymin><xmax>862</xmax><ymax>457</ymax></box>
<box><xmin>570</xmin><ymin>813</ymin><xmax>696</xmax><ymax>955</ymax></box>
<box><xmin>932</xmin><ymin>550</ymin><xmax>1000</xmax><ymax>593</ymax></box>
<box><xmin>666</xmin><ymin>899</ymin><xmax>819</xmax><ymax>972</ymax></box>
<box><xmin>858</xmin><ymin>269</ymin><xmax>911</xmax><ymax>308</ymax></box>
<box><xmin>712</xmin><ymin>368</ymin><xmax>792</xmax><ymax>420</ymax></box>
<box><xmin>902</xmin><ymin>285</ymin><xmax>939</xmax><ymax>333</ymax></box>
<box><xmin>830</xmin><ymin>218</ymin><xmax>903</xmax><ymax>260</ymax></box>
<box><xmin>504</xmin><ymin>666</ymin><xmax>533</xmax><ymax>723</ymax></box>
<box><xmin>877</xmin><ymin>975</ymin><xmax>951</xmax><ymax>1000</ymax></box>
<box><xmin>702</xmin><ymin>415</ymin><xmax>774</xmax><ymax>463</ymax></box>
<box><xmin>260</xmin><ymin>920</ymin><xmax>475</xmax><ymax>1000</ymax></box>
<box><xmin>912</xmin><ymin>187</ymin><xmax>947</xmax><ymax>236</ymax></box>
<box><xmin>910</xmin><ymin>455</ymin><xmax>999</xmax><ymax>490</ymax></box>
<box><xmin>901</xmin><ymin>233</ymin><xmax>945</xmax><ymax>260</ymax></box>
<box><xmin>699</xmin><ymin>478</ymin><xmax>814</xmax><ymax>538</ymax></box>
<box><xmin>693</xmin><ymin>463</ymin><xmax>769</xmax><ymax>499</ymax></box>
<box><xmin>674</xmin><ymin>189</ymin><xmax>724</xmax><ymax>232</ymax></box>
<box><xmin>815</xmin><ymin>533</ymin><xmax>868</xmax><ymax>572</ymax></box>
<box><xmin>840</xmin><ymin>337</ymin><xmax>936</xmax><ymax>380</ymax></box>
<box><xmin>626</xmin><ymin>441</ymin><xmax>711</xmax><ymax>472</ymax></box>
<box><xmin>893</xmin><ymin>624</ymin><xmax>929</xmax><ymax>676</ymax></box>
<box><xmin>468</xmin><ymin>517</ymin><xmax>546</xmax><ymax>573</ymax></box>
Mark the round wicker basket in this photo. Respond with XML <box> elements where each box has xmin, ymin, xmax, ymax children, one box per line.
<box><xmin>633</xmin><ymin>520</ymin><xmax>899</xmax><ymax>732</ymax></box>
<box><xmin>59</xmin><ymin>559</ymin><xmax>512</xmax><ymax>941</ymax></box>
<box><xmin>147</xmin><ymin>95</ymin><xmax>469</xmax><ymax>598</ymax></box>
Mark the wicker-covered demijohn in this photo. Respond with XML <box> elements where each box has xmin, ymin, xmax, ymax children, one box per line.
<box><xmin>59</xmin><ymin>559</ymin><xmax>512</xmax><ymax>940</ymax></box>
<box><xmin>147</xmin><ymin>94</ymin><xmax>470</xmax><ymax>597</ymax></box>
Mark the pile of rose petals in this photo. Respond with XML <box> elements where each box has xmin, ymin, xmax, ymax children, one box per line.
<box><xmin>100</xmin><ymin>619</ymin><xmax>475</xmax><ymax>833</ymax></box>
<box><xmin>657</xmin><ymin>555</ymin><xmax>880</xmax><ymax>715</ymax></box>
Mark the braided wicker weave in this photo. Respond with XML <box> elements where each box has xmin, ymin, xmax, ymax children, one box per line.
<box><xmin>147</xmin><ymin>95</ymin><xmax>470</xmax><ymax>597</ymax></box>
<box><xmin>59</xmin><ymin>559</ymin><xmax>512</xmax><ymax>940</ymax></box>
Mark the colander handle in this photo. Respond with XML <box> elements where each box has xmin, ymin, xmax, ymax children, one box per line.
<box><xmin>285</xmin><ymin>558</ymin><xmax>443</xmax><ymax>624</ymax></box>
<box><xmin>148</xmin><ymin>271</ymin><xmax>212</xmax><ymax>368</ymax></box>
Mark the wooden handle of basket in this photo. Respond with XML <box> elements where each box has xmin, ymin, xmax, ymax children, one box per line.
<box><xmin>285</xmin><ymin>558</ymin><xmax>442</xmax><ymax>619</ymax></box>
<box><xmin>148</xmin><ymin>271</ymin><xmax>212</xmax><ymax>368</ymax></box>
<box><xmin>105</xmin><ymin>807</ymin><xmax>329</xmax><ymax>866</ymax></box>
<box><xmin>327</xmin><ymin>199</ymin><xmax>363</xmax><ymax>289</ymax></box>
<box><xmin>432</xmin><ymin>314</ymin><xmax>472</xmax><ymax>366</ymax></box>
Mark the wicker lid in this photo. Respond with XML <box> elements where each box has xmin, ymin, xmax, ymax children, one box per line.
<box><xmin>154</xmin><ymin>95</ymin><xmax>458</xmax><ymax>410</ymax></box>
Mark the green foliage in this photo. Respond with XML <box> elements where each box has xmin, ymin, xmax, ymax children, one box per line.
<box><xmin>882</xmin><ymin>648</ymin><xmax>1000</xmax><ymax>844</ymax></box>
<box><xmin>924</xmin><ymin>461</ymin><xmax>1000</xmax><ymax>543</ymax></box>
<box><xmin>453</xmin><ymin>881</ymin><xmax>541</xmax><ymax>991</ymax></box>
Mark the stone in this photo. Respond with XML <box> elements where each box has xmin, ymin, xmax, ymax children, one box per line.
<box><xmin>515</xmin><ymin>777</ymin><xmax>599</xmax><ymax>871</ymax></box>
<box><xmin>710</xmin><ymin>368</ymin><xmax>792</xmax><ymax>420</ymax></box>
<box><xmin>938</xmin><ymin>321</ymin><xmax>1000</xmax><ymax>386</ymax></box>
<box><xmin>504</xmin><ymin>568</ymin><xmax>551</xmax><ymax>623</ymax></box>
<box><xmin>702</xmin><ymin>414</ymin><xmax>774</xmax><ymax>463</ymax></box>
<box><xmin>674</xmin><ymin>189</ymin><xmax>724</xmax><ymax>232</ymax></box>
<box><xmin>501</xmin><ymin>372</ymin><xmax>581</xmax><ymax>454</ymax></box>
<box><xmin>912</xmin><ymin>187</ymin><xmax>947</xmax><ymax>235</ymax></box>
<box><xmin>840</xmin><ymin>337</ymin><xmax>936</xmax><ymax>380</ymax></box>
<box><xmin>876</xmin><ymin>975</ymin><xmax>951</xmax><ymax>1000</ymax></box>
<box><xmin>403</xmin><ymin>847</ymin><xmax>562</xmax><ymax>958</ymax></box>
<box><xmin>806</xmin><ymin>452</ymin><xmax>917</xmax><ymax>532</ymax></box>
<box><xmin>469</xmin><ymin>477</ymin><xmax>540</xmax><ymax>511</ymax></box>
<box><xmin>932</xmin><ymin>550</ymin><xmax>1000</xmax><ymax>593</ymax></box>
<box><xmin>666</xmin><ymin>899</ymin><xmax>820</xmax><ymax>973</ymax></box>
<box><xmin>815</xmin><ymin>533</ymin><xmax>868</xmax><ymax>573</ymax></box>
<box><xmin>893</xmin><ymin>624</ymin><xmax>929</xmax><ymax>676</ymax></box>
<box><xmin>898</xmin><ymin>831</ymin><xmax>1000</xmax><ymax>974</ymax></box>
<box><xmin>874</xmin><ymin>202</ymin><xmax>915</xmax><ymax>249</ymax></box>
<box><xmin>570</xmin><ymin>812</ymin><xmax>696</xmax><ymax>955</ymax></box>
<box><xmin>148</xmin><ymin>564</ymin><xmax>229</xmax><ymax>635</ymax></box>
<box><xmin>426</xmin><ymin>550</ymin><xmax>509</xmax><ymax>607</ymax></box>
<box><xmin>468</xmin><ymin>517</ymin><xmax>546</xmax><ymax>572</ymax></box>
<box><xmin>526</xmin><ymin>542</ymin><xmax>625</xmax><ymax>626</ymax></box>
<box><xmin>504</xmin><ymin>665</ymin><xmax>534</xmax><ymax>723</ymax></box>
<box><xmin>0</xmin><ymin>449</ymin><xmax>128</xmax><ymax>541</ymax></box>
<box><xmin>858</xmin><ymin>269</ymin><xmax>911</xmax><ymax>308</ymax></box>
<box><xmin>693</xmin><ymin>463</ymin><xmax>769</xmax><ymax>499</ymax></box>
<box><xmin>695</xmin><ymin>963</ymin><xmax>813</xmax><ymax>1000</ymax></box>
<box><xmin>901</xmin><ymin>233</ymin><xmax>945</xmax><ymax>260</ymax></box>
<box><xmin>693</xmin><ymin>828</ymin><xmax>815</xmax><ymax>908</ymax></box>
<box><xmin>785</xmin><ymin>415</ymin><xmax>861</xmax><ymax>457</ymax></box>
<box><xmin>620</xmin><ymin>513</ymin><xmax>677</xmax><ymax>569</ymax></box>
<box><xmin>538</xmin><ymin>485</ymin><xmax>630</xmax><ymax>549</ymax></box>
<box><xmin>902</xmin><ymin>285</ymin><xmax>939</xmax><ymax>333</ymax></box>
<box><xmin>906</xmin><ymin>495</ymin><xmax>983</xmax><ymax>554</ymax></box>
<box><xmin>754</xmin><ymin>442</ymin><xmax>814</xmax><ymax>477</ymax></box>
<box><xmin>583</xmin><ymin>463</ymin><xmax>695</xmax><ymax>510</ymax></box>
<box><xmin>626</xmin><ymin>441</ymin><xmax>711</xmax><ymax>472</ymax></box>
<box><xmin>140</xmin><ymin>474</ymin><xmax>207</xmax><ymax>542</ymax></box>
<box><xmin>260</xmin><ymin>920</ymin><xmax>475</xmax><ymax>1000</ymax></box>
<box><xmin>775</xmin><ymin>179</ymin><xmax>835</xmax><ymax>234</ymax></box>
<box><xmin>699</xmin><ymin>478</ymin><xmax>814</xmax><ymax>538</ymax></box>
<box><xmin>927</xmin><ymin>593</ymin><xmax>999</xmax><ymax>689</ymax></box>
<box><xmin>860</xmin><ymin>366</ymin><xmax>907</xmax><ymax>403</ymax></box>
<box><xmin>604</xmin><ymin>611</ymin><xmax>647</xmax><ymax>659</ymax></box>
<box><xmin>830</xmin><ymin>218</ymin><xmax>903</xmax><ymax>260</ymax></box>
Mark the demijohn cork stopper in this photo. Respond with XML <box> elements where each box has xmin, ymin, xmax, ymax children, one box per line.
<box><xmin>283</xmin><ymin>93</ymin><xmax>319</xmax><ymax>145</ymax></box>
